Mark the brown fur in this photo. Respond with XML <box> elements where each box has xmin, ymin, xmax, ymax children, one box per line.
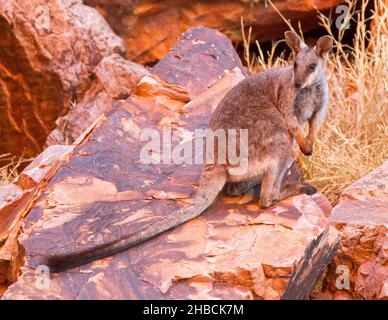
<box><xmin>43</xmin><ymin>32</ymin><xmax>332</xmax><ymax>272</ymax></box>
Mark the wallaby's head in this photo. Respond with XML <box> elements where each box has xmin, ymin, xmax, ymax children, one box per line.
<box><xmin>285</xmin><ymin>31</ymin><xmax>333</xmax><ymax>89</ymax></box>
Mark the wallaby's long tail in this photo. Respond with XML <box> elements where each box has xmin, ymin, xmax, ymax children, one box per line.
<box><xmin>42</xmin><ymin>172</ymin><xmax>226</xmax><ymax>272</ymax></box>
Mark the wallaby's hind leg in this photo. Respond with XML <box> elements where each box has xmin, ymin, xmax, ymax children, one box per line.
<box><xmin>225</xmin><ymin>181</ymin><xmax>258</xmax><ymax>197</ymax></box>
<box><xmin>279</xmin><ymin>182</ymin><xmax>317</xmax><ymax>200</ymax></box>
<box><xmin>259</xmin><ymin>162</ymin><xmax>317</xmax><ymax>208</ymax></box>
<box><xmin>259</xmin><ymin>161</ymin><xmax>282</xmax><ymax>209</ymax></box>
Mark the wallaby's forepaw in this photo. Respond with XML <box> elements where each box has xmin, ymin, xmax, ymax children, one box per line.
<box><xmin>300</xmin><ymin>143</ymin><xmax>313</xmax><ymax>156</ymax></box>
<box><xmin>301</xmin><ymin>138</ymin><xmax>314</xmax><ymax>156</ymax></box>
<box><xmin>300</xmin><ymin>184</ymin><xmax>317</xmax><ymax>195</ymax></box>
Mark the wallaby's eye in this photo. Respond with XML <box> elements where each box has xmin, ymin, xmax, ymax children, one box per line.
<box><xmin>308</xmin><ymin>63</ymin><xmax>316</xmax><ymax>71</ymax></box>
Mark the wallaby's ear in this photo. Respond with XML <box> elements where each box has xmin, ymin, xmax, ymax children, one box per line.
<box><xmin>285</xmin><ymin>31</ymin><xmax>306</xmax><ymax>53</ymax></box>
<box><xmin>315</xmin><ymin>35</ymin><xmax>333</xmax><ymax>58</ymax></box>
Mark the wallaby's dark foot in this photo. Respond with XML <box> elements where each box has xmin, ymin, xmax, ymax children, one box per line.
<box><xmin>259</xmin><ymin>197</ymin><xmax>272</xmax><ymax>209</ymax></box>
<box><xmin>304</xmin><ymin>136</ymin><xmax>315</xmax><ymax>157</ymax></box>
<box><xmin>226</xmin><ymin>181</ymin><xmax>258</xmax><ymax>197</ymax></box>
<box><xmin>259</xmin><ymin>183</ymin><xmax>316</xmax><ymax>209</ymax></box>
<box><xmin>300</xmin><ymin>143</ymin><xmax>313</xmax><ymax>156</ymax></box>
<box><xmin>280</xmin><ymin>182</ymin><xmax>317</xmax><ymax>200</ymax></box>
<box><xmin>259</xmin><ymin>196</ymin><xmax>280</xmax><ymax>209</ymax></box>
<box><xmin>300</xmin><ymin>183</ymin><xmax>317</xmax><ymax>195</ymax></box>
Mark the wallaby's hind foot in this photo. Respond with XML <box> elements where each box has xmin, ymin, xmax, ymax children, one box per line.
<box><xmin>259</xmin><ymin>182</ymin><xmax>317</xmax><ymax>209</ymax></box>
<box><xmin>225</xmin><ymin>181</ymin><xmax>258</xmax><ymax>197</ymax></box>
<box><xmin>258</xmin><ymin>197</ymin><xmax>275</xmax><ymax>209</ymax></box>
<box><xmin>257</xmin><ymin>158</ymin><xmax>317</xmax><ymax>209</ymax></box>
<box><xmin>300</xmin><ymin>183</ymin><xmax>317</xmax><ymax>195</ymax></box>
<box><xmin>280</xmin><ymin>182</ymin><xmax>317</xmax><ymax>200</ymax></box>
<box><xmin>258</xmin><ymin>164</ymin><xmax>282</xmax><ymax>209</ymax></box>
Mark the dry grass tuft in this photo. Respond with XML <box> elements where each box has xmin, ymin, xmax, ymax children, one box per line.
<box><xmin>242</xmin><ymin>0</ymin><xmax>388</xmax><ymax>205</ymax></box>
<box><xmin>0</xmin><ymin>154</ymin><xmax>32</xmax><ymax>184</ymax></box>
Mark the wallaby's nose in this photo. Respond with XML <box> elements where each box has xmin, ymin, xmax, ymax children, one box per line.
<box><xmin>294</xmin><ymin>79</ymin><xmax>302</xmax><ymax>89</ymax></box>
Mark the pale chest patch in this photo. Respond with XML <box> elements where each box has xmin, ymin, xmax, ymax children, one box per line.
<box><xmin>293</xmin><ymin>84</ymin><xmax>325</xmax><ymax>124</ymax></box>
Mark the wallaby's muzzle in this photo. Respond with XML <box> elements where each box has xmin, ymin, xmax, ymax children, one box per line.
<box><xmin>294</xmin><ymin>79</ymin><xmax>302</xmax><ymax>89</ymax></box>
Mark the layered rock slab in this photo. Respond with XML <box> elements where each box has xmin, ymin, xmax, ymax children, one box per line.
<box><xmin>324</xmin><ymin>161</ymin><xmax>388</xmax><ymax>300</ymax></box>
<box><xmin>2</xmin><ymin>27</ymin><xmax>340</xmax><ymax>300</ymax></box>
<box><xmin>0</xmin><ymin>183</ymin><xmax>25</xmax><ymax>292</ymax></box>
<box><xmin>0</xmin><ymin>145</ymin><xmax>76</xmax><ymax>293</ymax></box>
<box><xmin>45</xmin><ymin>54</ymin><xmax>148</xmax><ymax>146</ymax></box>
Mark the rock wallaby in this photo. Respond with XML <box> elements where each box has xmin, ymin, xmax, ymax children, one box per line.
<box><xmin>43</xmin><ymin>32</ymin><xmax>333</xmax><ymax>272</ymax></box>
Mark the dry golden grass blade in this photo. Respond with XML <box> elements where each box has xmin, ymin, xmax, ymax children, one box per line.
<box><xmin>0</xmin><ymin>154</ymin><xmax>33</xmax><ymax>183</ymax></box>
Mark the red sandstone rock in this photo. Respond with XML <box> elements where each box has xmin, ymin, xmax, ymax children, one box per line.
<box><xmin>333</xmin><ymin>291</ymin><xmax>353</xmax><ymax>300</ymax></box>
<box><xmin>0</xmin><ymin>0</ymin><xmax>125</xmax><ymax>161</ymax></box>
<box><xmin>310</xmin><ymin>291</ymin><xmax>333</xmax><ymax>300</ymax></box>
<box><xmin>325</xmin><ymin>161</ymin><xmax>388</xmax><ymax>300</ymax></box>
<box><xmin>17</xmin><ymin>145</ymin><xmax>74</xmax><ymax>189</ymax></box>
<box><xmin>379</xmin><ymin>280</ymin><xmax>388</xmax><ymax>300</ymax></box>
<box><xmin>0</xmin><ymin>183</ymin><xmax>26</xmax><ymax>290</ymax></box>
<box><xmin>0</xmin><ymin>183</ymin><xmax>25</xmax><ymax>242</ymax></box>
<box><xmin>85</xmin><ymin>0</ymin><xmax>345</xmax><ymax>64</ymax></box>
<box><xmin>0</xmin><ymin>184</ymin><xmax>23</xmax><ymax>215</ymax></box>
<box><xmin>2</xmin><ymin>27</ymin><xmax>340</xmax><ymax>300</ymax></box>
<box><xmin>0</xmin><ymin>227</ymin><xmax>23</xmax><ymax>289</ymax></box>
<box><xmin>46</xmin><ymin>54</ymin><xmax>149</xmax><ymax>146</ymax></box>
<box><xmin>0</xmin><ymin>146</ymin><xmax>76</xmax><ymax>292</ymax></box>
